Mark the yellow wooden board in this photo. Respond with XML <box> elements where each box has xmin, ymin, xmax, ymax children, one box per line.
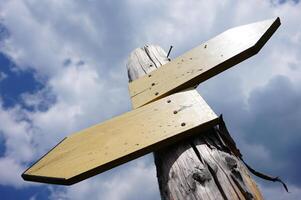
<box><xmin>22</xmin><ymin>89</ymin><xmax>218</xmax><ymax>185</ymax></box>
<box><xmin>129</xmin><ymin>17</ymin><xmax>280</xmax><ymax>109</ymax></box>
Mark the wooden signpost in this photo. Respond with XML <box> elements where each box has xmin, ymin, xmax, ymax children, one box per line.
<box><xmin>22</xmin><ymin>18</ymin><xmax>281</xmax><ymax>199</ymax></box>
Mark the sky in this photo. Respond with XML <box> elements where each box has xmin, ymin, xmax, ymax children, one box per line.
<box><xmin>0</xmin><ymin>0</ymin><xmax>300</xmax><ymax>199</ymax></box>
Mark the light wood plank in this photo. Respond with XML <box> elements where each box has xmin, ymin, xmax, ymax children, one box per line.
<box><xmin>129</xmin><ymin>17</ymin><xmax>280</xmax><ymax>109</ymax></box>
<box><xmin>22</xmin><ymin>89</ymin><xmax>218</xmax><ymax>185</ymax></box>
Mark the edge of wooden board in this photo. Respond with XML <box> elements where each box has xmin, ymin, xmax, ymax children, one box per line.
<box><xmin>22</xmin><ymin>118</ymin><xmax>218</xmax><ymax>185</ymax></box>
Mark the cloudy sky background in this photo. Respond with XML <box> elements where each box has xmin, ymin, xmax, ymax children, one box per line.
<box><xmin>0</xmin><ymin>0</ymin><xmax>300</xmax><ymax>199</ymax></box>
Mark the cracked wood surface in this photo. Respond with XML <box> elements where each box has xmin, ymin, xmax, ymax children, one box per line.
<box><xmin>127</xmin><ymin>45</ymin><xmax>263</xmax><ymax>200</ymax></box>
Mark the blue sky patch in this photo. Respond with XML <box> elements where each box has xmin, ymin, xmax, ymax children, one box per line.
<box><xmin>0</xmin><ymin>185</ymin><xmax>50</xmax><ymax>200</ymax></box>
<box><xmin>0</xmin><ymin>53</ymin><xmax>44</xmax><ymax>109</ymax></box>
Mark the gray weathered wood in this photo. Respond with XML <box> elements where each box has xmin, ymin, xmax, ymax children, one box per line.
<box><xmin>127</xmin><ymin>45</ymin><xmax>263</xmax><ymax>200</ymax></box>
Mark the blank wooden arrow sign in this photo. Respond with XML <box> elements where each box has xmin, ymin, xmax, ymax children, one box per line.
<box><xmin>129</xmin><ymin>17</ymin><xmax>280</xmax><ymax>108</ymax></box>
<box><xmin>22</xmin><ymin>90</ymin><xmax>218</xmax><ymax>185</ymax></box>
<box><xmin>22</xmin><ymin>17</ymin><xmax>280</xmax><ymax>185</ymax></box>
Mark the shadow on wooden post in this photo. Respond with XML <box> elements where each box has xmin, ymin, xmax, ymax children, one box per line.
<box><xmin>127</xmin><ymin>45</ymin><xmax>263</xmax><ymax>200</ymax></box>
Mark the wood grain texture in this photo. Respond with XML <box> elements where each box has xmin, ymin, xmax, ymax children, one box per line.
<box><xmin>22</xmin><ymin>90</ymin><xmax>218</xmax><ymax>185</ymax></box>
<box><xmin>129</xmin><ymin>18</ymin><xmax>280</xmax><ymax>109</ymax></box>
<box><xmin>128</xmin><ymin>45</ymin><xmax>263</xmax><ymax>199</ymax></box>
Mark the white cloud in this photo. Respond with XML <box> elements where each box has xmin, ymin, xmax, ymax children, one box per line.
<box><xmin>260</xmin><ymin>183</ymin><xmax>301</xmax><ymax>200</ymax></box>
<box><xmin>0</xmin><ymin>0</ymin><xmax>300</xmax><ymax>199</ymax></box>
<box><xmin>0</xmin><ymin>157</ymin><xmax>26</xmax><ymax>187</ymax></box>
<box><xmin>0</xmin><ymin>102</ymin><xmax>33</xmax><ymax>163</ymax></box>
<box><xmin>240</xmin><ymin>142</ymin><xmax>272</xmax><ymax>164</ymax></box>
<box><xmin>48</xmin><ymin>156</ymin><xmax>159</xmax><ymax>200</ymax></box>
<box><xmin>0</xmin><ymin>72</ymin><xmax>7</xmax><ymax>81</ymax></box>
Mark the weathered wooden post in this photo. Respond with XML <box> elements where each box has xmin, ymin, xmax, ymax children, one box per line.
<box><xmin>22</xmin><ymin>17</ymin><xmax>285</xmax><ymax>200</ymax></box>
<box><xmin>127</xmin><ymin>45</ymin><xmax>263</xmax><ymax>199</ymax></box>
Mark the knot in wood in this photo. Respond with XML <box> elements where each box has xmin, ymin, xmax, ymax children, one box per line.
<box><xmin>225</xmin><ymin>155</ymin><xmax>237</xmax><ymax>170</ymax></box>
<box><xmin>191</xmin><ymin>168</ymin><xmax>212</xmax><ymax>185</ymax></box>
